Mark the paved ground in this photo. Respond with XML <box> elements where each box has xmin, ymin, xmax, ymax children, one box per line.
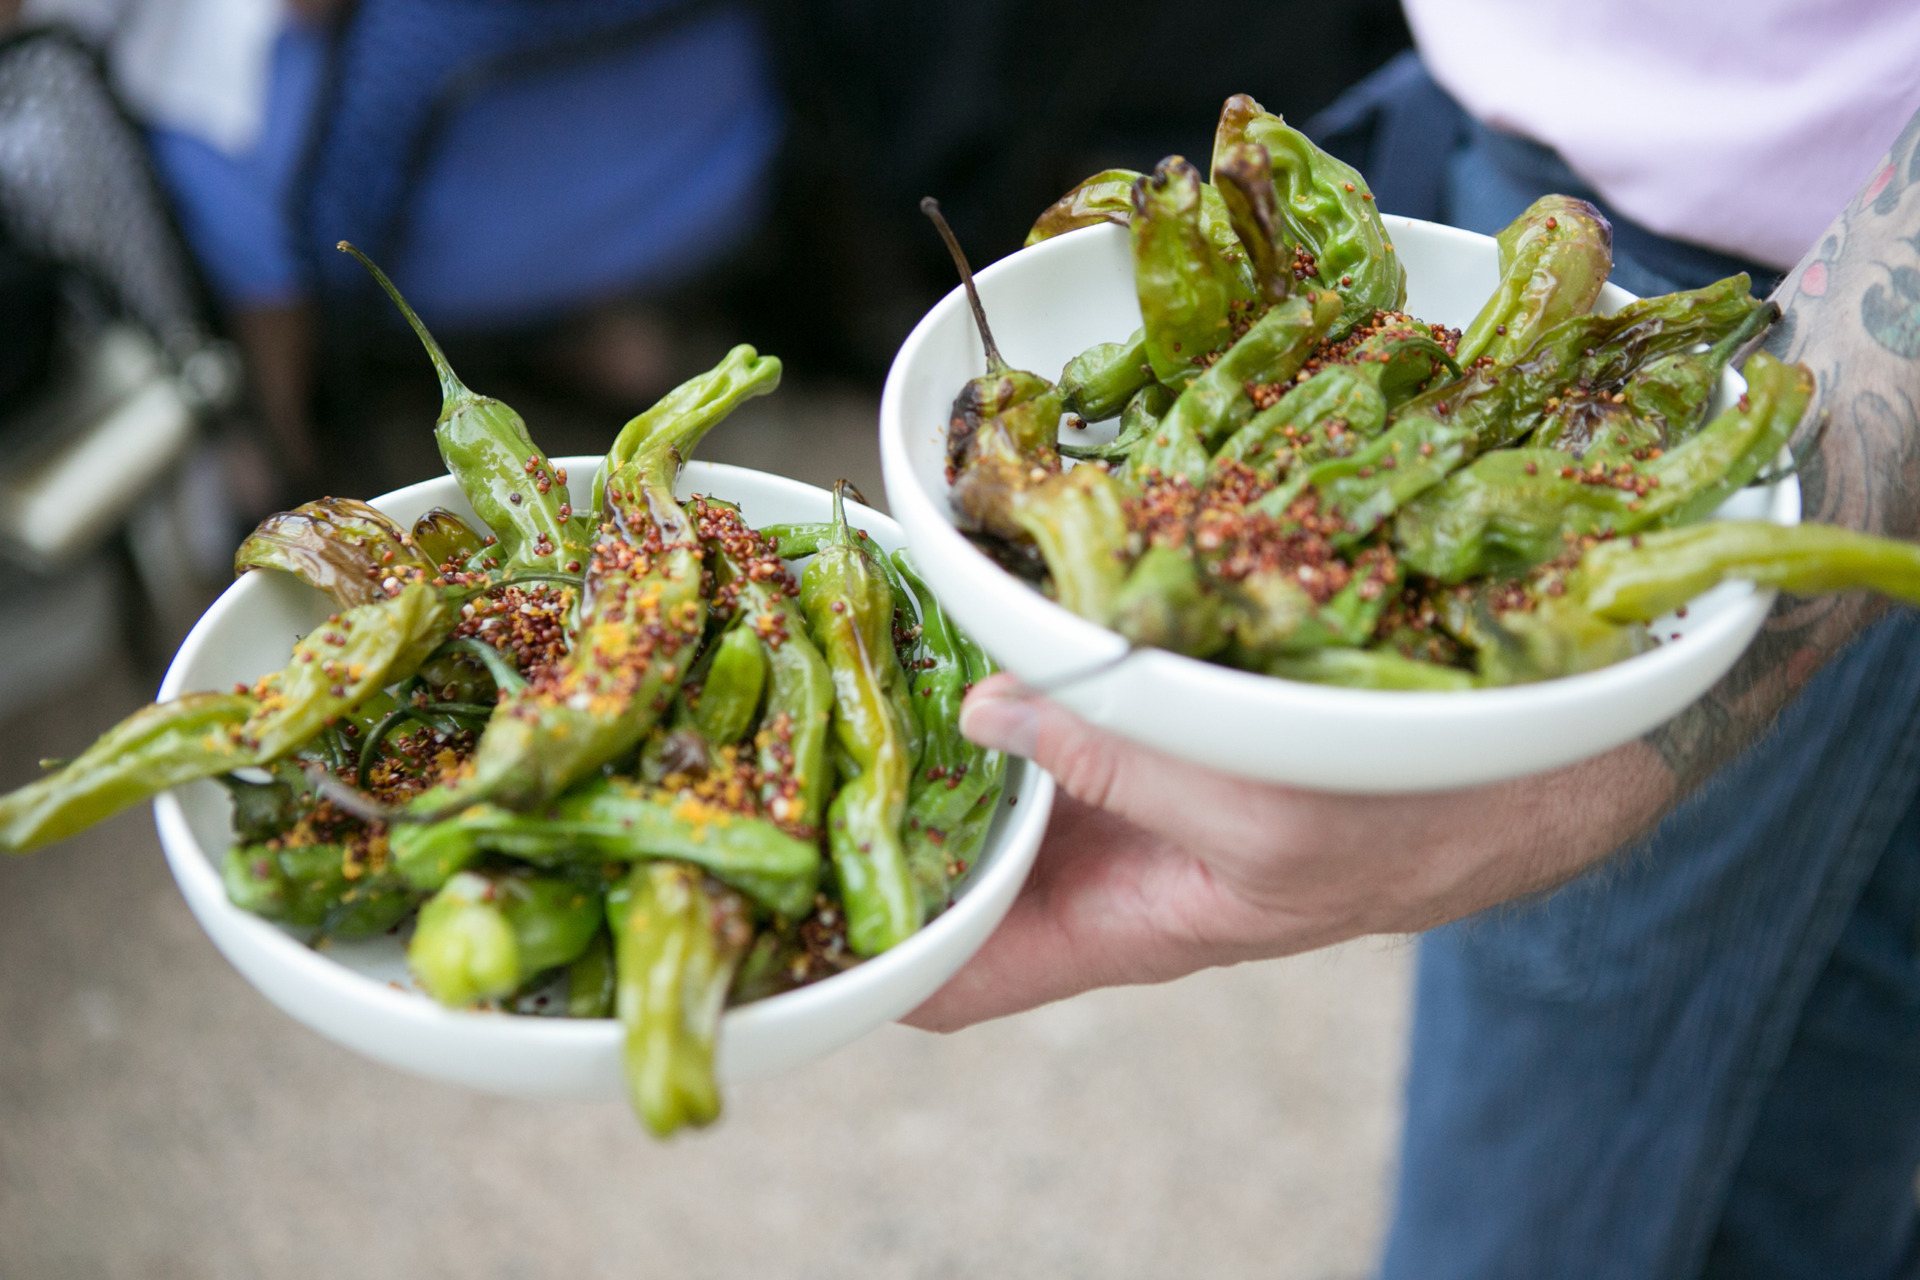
<box><xmin>0</xmin><ymin>390</ymin><xmax>1414</xmax><ymax>1280</ymax></box>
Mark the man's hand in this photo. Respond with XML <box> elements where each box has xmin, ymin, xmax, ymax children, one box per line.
<box><xmin>907</xmin><ymin>673</ymin><xmax>1672</xmax><ymax>1031</ymax></box>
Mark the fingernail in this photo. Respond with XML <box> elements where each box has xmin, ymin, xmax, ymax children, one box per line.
<box><xmin>960</xmin><ymin>687</ymin><xmax>1039</xmax><ymax>757</ymax></box>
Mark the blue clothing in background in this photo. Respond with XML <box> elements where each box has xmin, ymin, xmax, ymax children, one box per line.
<box><xmin>146</xmin><ymin>21</ymin><xmax>327</xmax><ymax>308</ymax></box>
<box><xmin>145</xmin><ymin>0</ymin><xmax>779</xmax><ymax>329</ymax></box>
<box><xmin>1313</xmin><ymin>52</ymin><xmax>1920</xmax><ymax>1280</ymax></box>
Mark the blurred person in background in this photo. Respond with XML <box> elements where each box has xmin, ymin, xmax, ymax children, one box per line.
<box><xmin>26</xmin><ymin>0</ymin><xmax>781</xmax><ymax>505</ymax></box>
<box><xmin>920</xmin><ymin>3</ymin><xmax>1920</xmax><ymax>1276</ymax></box>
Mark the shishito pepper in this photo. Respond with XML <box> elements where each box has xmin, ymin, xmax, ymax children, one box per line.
<box><xmin>385</xmin><ymin>774</ymin><xmax>819</xmax><ymax>915</ymax></box>
<box><xmin>609</xmin><ymin>862</ymin><xmax>751</xmax><ymax>1136</ymax></box>
<box><xmin>1392</xmin><ymin>353</ymin><xmax>1812</xmax><ymax>581</ymax></box>
<box><xmin>1147</xmin><ymin>288</ymin><xmax>1344</xmax><ymax>458</ymax></box>
<box><xmin>1212</xmin><ymin>140</ymin><xmax>1294</xmax><ymax>306</ymax></box>
<box><xmin>1059</xmin><ymin>383</ymin><xmax>1173</xmax><ymax>464</ymax></box>
<box><xmin>1026</xmin><ymin>168</ymin><xmax>1139</xmax><ymax>245</ymax></box>
<box><xmin>1131</xmin><ymin>157</ymin><xmax>1244</xmax><ymax>388</ymax></box>
<box><xmin>407</xmin><ymin>868</ymin><xmax>602</xmax><ymax>1008</ymax></box>
<box><xmin>0</xmin><ymin>581</ymin><xmax>456</xmax><ymax>853</ymax></box>
<box><xmin>235</xmin><ymin>497</ymin><xmax>437</xmax><ymax>607</ymax></box>
<box><xmin>1213</xmin><ymin>93</ymin><xmax>1405</xmax><ymax>335</ymax></box>
<box><xmin>892</xmin><ymin>551</ymin><xmax>1007</xmax><ymax>908</ymax></box>
<box><xmin>1058</xmin><ymin>328</ymin><xmax>1154</xmax><ymax>423</ymax></box>
<box><xmin>1454</xmin><ymin>196</ymin><xmax>1613</xmax><ymax>369</ymax></box>
<box><xmin>221</xmin><ymin>841</ymin><xmax>418</xmax><ymax>939</ymax></box>
<box><xmin>1010</xmin><ymin>464</ymin><xmax>1133</xmax><ymax>626</ymax></box>
<box><xmin>923</xmin><ymin>198</ymin><xmax>1064</xmax><ymax>542</ymax></box>
<box><xmin>339</xmin><ymin>243</ymin><xmax>590</xmax><ymax>575</ymax></box>
<box><xmin>406</xmin><ymin>347</ymin><xmax>781</xmax><ymax>814</ymax></box>
<box><xmin>800</xmin><ymin>488</ymin><xmax>921</xmax><ymax>956</ymax></box>
<box><xmin>691</xmin><ymin>497</ymin><xmax>836</xmax><ymax>836</ymax></box>
<box><xmin>1576</xmin><ymin>521</ymin><xmax>1920</xmax><ymax>622</ymax></box>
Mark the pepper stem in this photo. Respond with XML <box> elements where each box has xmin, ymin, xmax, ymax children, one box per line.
<box><xmin>920</xmin><ymin>197</ymin><xmax>1007</xmax><ymax>374</ymax></box>
<box><xmin>336</xmin><ymin>240</ymin><xmax>470</xmax><ymax>406</ymax></box>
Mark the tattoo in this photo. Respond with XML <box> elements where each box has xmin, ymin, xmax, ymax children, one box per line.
<box><xmin>1645</xmin><ymin>105</ymin><xmax>1920</xmax><ymax>791</ymax></box>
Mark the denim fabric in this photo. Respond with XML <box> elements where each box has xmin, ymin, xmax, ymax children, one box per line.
<box><xmin>1311</xmin><ymin>53</ymin><xmax>1920</xmax><ymax>1280</ymax></box>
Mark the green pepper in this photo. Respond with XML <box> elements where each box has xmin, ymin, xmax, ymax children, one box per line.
<box><xmin>891</xmin><ymin>551</ymin><xmax>1006</xmax><ymax>903</ymax></box>
<box><xmin>1131</xmin><ymin>157</ymin><xmax>1242</xmax><ymax>387</ymax></box>
<box><xmin>692</xmin><ymin>499</ymin><xmax>836</xmax><ymax>836</ymax></box>
<box><xmin>1440</xmin><ymin>584</ymin><xmax>1650</xmax><ymax>686</ymax></box>
<box><xmin>1393</xmin><ymin>353</ymin><xmax>1812</xmax><ymax>581</ymax></box>
<box><xmin>800</xmin><ymin>488</ymin><xmax>921</xmax><ymax>956</ymax></box>
<box><xmin>1263</xmin><ymin>647</ymin><xmax>1475</xmax><ymax>690</ymax></box>
<box><xmin>220</xmin><ymin>842</ymin><xmax>419</xmax><ymax>938</ymax></box>
<box><xmin>1059</xmin><ymin>383</ymin><xmax>1174</xmax><ymax>464</ymax></box>
<box><xmin>1059</xmin><ymin>329</ymin><xmax>1153</xmax><ymax>422</ymax></box>
<box><xmin>0</xmin><ymin>693</ymin><xmax>257</xmax><ymax>852</ymax></box>
<box><xmin>339</xmin><ymin>242</ymin><xmax>589</xmax><ymax>575</ymax></box>
<box><xmin>407</xmin><ymin>868</ymin><xmax>602</xmax><ymax>1008</ymax></box>
<box><xmin>1576</xmin><ymin>521</ymin><xmax>1920</xmax><ymax>622</ymax></box>
<box><xmin>1455</xmin><ymin>196</ymin><xmax>1614</xmax><ymax>369</ymax></box>
<box><xmin>690</xmin><ymin>623</ymin><xmax>767</xmax><ymax>747</ymax></box>
<box><xmin>409</xmin><ymin>508</ymin><xmax>488</xmax><ymax>571</ymax></box>
<box><xmin>407</xmin><ymin>347</ymin><xmax>781</xmax><ymax>814</ymax></box>
<box><xmin>1010</xmin><ymin>466</ymin><xmax>1132</xmax><ymax>625</ymax></box>
<box><xmin>609</xmin><ymin>862</ymin><xmax>751</xmax><ymax>1136</ymax></box>
<box><xmin>235</xmin><ymin>497</ymin><xmax>437</xmax><ymax>607</ymax></box>
<box><xmin>1152</xmin><ymin>289</ymin><xmax>1344</xmax><ymax>457</ymax></box>
<box><xmin>923</xmin><ymin>199</ymin><xmax>1065</xmax><ymax>542</ymax></box>
<box><xmin>4</xmin><ymin>580</ymin><xmax>454</xmax><ymax>853</ymax></box>
<box><xmin>1111</xmin><ymin>545</ymin><xmax>1229</xmax><ymax>658</ymax></box>
<box><xmin>1212</xmin><ymin>140</ymin><xmax>1293</xmax><ymax>305</ymax></box>
<box><xmin>1213</xmin><ymin>93</ymin><xmax>1405</xmax><ymax>334</ymax></box>
<box><xmin>386</xmin><ymin>774</ymin><xmax>819</xmax><ymax>915</ymax></box>
<box><xmin>566</xmin><ymin>927</ymin><xmax>616</xmax><ymax>1018</ymax></box>
<box><xmin>1213</xmin><ymin>364</ymin><xmax>1389</xmax><ymax>484</ymax></box>
<box><xmin>1026</xmin><ymin>168</ymin><xmax>1140</xmax><ymax>246</ymax></box>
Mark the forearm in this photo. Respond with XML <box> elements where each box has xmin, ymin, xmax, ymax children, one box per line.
<box><xmin>1647</xmin><ymin>107</ymin><xmax>1920</xmax><ymax>793</ymax></box>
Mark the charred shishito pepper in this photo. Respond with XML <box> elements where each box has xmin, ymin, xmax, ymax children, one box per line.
<box><xmin>801</xmin><ymin>487</ymin><xmax>922</xmax><ymax>956</ymax></box>
<box><xmin>923</xmin><ymin>198</ymin><xmax>1065</xmax><ymax>543</ymax></box>
<box><xmin>408</xmin><ymin>346</ymin><xmax>782</xmax><ymax>814</ymax></box>
<box><xmin>340</xmin><ymin>242</ymin><xmax>590</xmax><ymax>576</ymax></box>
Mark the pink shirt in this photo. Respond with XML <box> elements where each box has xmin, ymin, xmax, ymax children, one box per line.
<box><xmin>1404</xmin><ymin>0</ymin><xmax>1920</xmax><ymax>269</ymax></box>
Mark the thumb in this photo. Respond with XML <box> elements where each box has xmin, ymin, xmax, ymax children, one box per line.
<box><xmin>959</xmin><ymin>674</ymin><xmax>1282</xmax><ymax>852</ymax></box>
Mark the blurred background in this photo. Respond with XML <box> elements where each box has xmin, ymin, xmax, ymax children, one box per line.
<box><xmin>0</xmin><ymin>1</ymin><xmax>1417</xmax><ymax>1274</ymax></box>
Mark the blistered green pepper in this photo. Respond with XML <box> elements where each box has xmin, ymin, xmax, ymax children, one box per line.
<box><xmin>690</xmin><ymin>623</ymin><xmax>767</xmax><ymax>747</ymax></box>
<box><xmin>800</xmin><ymin>489</ymin><xmax>921</xmax><ymax>956</ymax></box>
<box><xmin>221</xmin><ymin>842</ymin><xmax>418</xmax><ymax>938</ymax></box>
<box><xmin>924</xmin><ymin>199</ymin><xmax>1064</xmax><ymax>542</ymax></box>
<box><xmin>1060</xmin><ymin>383</ymin><xmax>1174</xmax><ymax>464</ymax></box>
<box><xmin>609</xmin><ymin>862</ymin><xmax>750</xmax><ymax>1136</ymax></box>
<box><xmin>1393</xmin><ymin>353</ymin><xmax>1812</xmax><ymax>581</ymax></box>
<box><xmin>1455</xmin><ymin>196</ymin><xmax>1614</xmax><ymax>369</ymax></box>
<box><xmin>387</xmin><ymin>774</ymin><xmax>819</xmax><ymax>915</ymax></box>
<box><xmin>407</xmin><ymin>868</ymin><xmax>602</xmax><ymax>1008</ymax></box>
<box><xmin>340</xmin><ymin>243</ymin><xmax>589</xmax><ymax>575</ymax></box>
<box><xmin>1213</xmin><ymin>94</ymin><xmax>1405</xmax><ymax>334</ymax></box>
<box><xmin>1440</xmin><ymin>584</ymin><xmax>1649</xmax><ymax>686</ymax></box>
<box><xmin>1111</xmin><ymin>545</ymin><xmax>1229</xmax><ymax>658</ymax></box>
<box><xmin>1010</xmin><ymin>466</ymin><xmax>1132</xmax><ymax>625</ymax></box>
<box><xmin>408</xmin><ymin>348</ymin><xmax>780</xmax><ymax>815</ymax></box>
<box><xmin>892</xmin><ymin>552</ymin><xmax>1007</xmax><ymax>910</ymax></box>
<box><xmin>1576</xmin><ymin>520</ymin><xmax>1920</xmax><ymax>622</ymax></box>
<box><xmin>409</xmin><ymin>507</ymin><xmax>488</xmax><ymax>571</ymax></box>
<box><xmin>1059</xmin><ymin>329</ymin><xmax>1153</xmax><ymax>422</ymax></box>
<box><xmin>235</xmin><ymin>497</ymin><xmax>436</xmax><ymax>607</ymax></box>
<box><xmin>1132</xmin><ymin>157</ymin><xmax>1242</xmax><ymax>387</ymax></box>
<box><xmin>1155</xmin><ymin>288</ymin><xmax>1344</xmax><ymax>456</ymax></box>
<box><xmin>1026</xmin><ymin>169</ymin><xmax>1139</xmax><ymax>245</ymax></box>
<box><xmin>1213</xmin><ymin>140</ymin><xmax>1294</xmax><ymax>306</ymax></box>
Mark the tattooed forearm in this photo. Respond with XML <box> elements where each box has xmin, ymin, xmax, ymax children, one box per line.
<box><xmin>1644</xmin><ymin>106</ymin><xmax>1920</xmax><ymax>790</ymax></box>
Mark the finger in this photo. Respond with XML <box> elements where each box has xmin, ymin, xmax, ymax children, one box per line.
<box><xmin>902</xmin><ymin>795</ymin><xmax>1289</xmax><ymax>1032</ymax></box>
<box><xmin>960</xmin><ymin>677</ymin><xmax>1303</xmax><ymax>858</ymax></box>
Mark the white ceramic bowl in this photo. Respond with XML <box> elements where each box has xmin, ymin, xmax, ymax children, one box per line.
<box><xmin>879</xmin><ymin>218</ymin><xmax>1798</xmax><ymax>792</ymax></box>
<box><xmin>153</xmin><ymin>459</ymin><xmax>1054</xmax><ymax>1101</ymax></box>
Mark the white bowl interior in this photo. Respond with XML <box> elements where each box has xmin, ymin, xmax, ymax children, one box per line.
<box><xmin>878</xmin><ymin>219</ymin><xmax>1798</xmax><ymax>792</ymax></box>
<box><xmin>154</xmin><ymin>459</ymin><xmax>1054</xmax><ymax>1100</ymax></box>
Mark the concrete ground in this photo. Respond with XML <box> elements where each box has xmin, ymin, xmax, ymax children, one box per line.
<box><xmin>0</xmin><ymin>388</ymin><xmax>1414</xmax><ymax>1280</ymax></box>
